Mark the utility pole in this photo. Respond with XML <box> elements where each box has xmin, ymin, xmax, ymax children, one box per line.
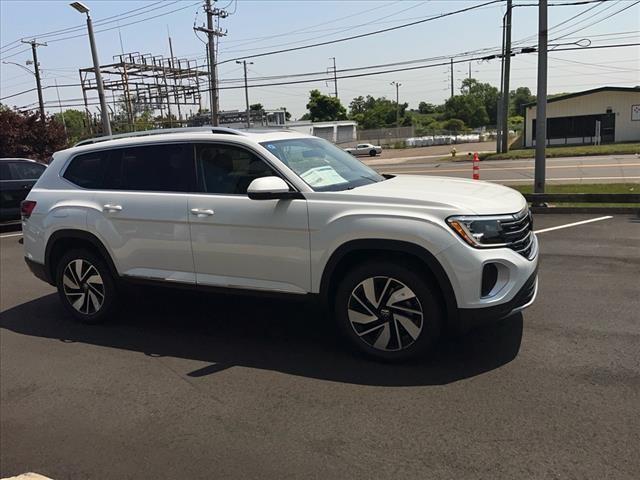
<box><xmin>496</xmin><ymin>10</ymin><xmax>506</xmax><ymax>154</ymax></box>
<box><xmin>450</xmin><ymin>58</ymin><xmax>454</xmax><ymax>98</ymax></box>
<box><xmin>500</xmin><ymin>0</ymin><xmax>513</xmax><ymax>154</ymax></box>
<box><xmin>329</xmin><ymin>56</ymin><xmax>338</xmax><ymax>98</ymax></box>
<box><xmin>468</xmin><ymin>61</ymin><xmax>472</xmax><ymax>80</ymax></box>
<box><xmin>534</xmin><ymin>0</ymin><xmax>548</xmax><ymax>194</ymax></box>
<box><xmin>195</xmin><ymin>0</ymin><xmax>228</xmax><ymax>126</ymax></box>
<box><xmin>236</xmin><ymin>60</ymin><xmax>253</xmax><ymax>128</ymax></box>
<box><xmin>70</xmin><ymin>2</ymin><xmax>112</xmax><ymax>136</ymax></box>
<box><xmin>21</xmin><ymin>39</ymin><xmax>46</xmax><ymax>122</ymax></box>
<box><xmin>391</xmin><ymin>81</ymin><xmax>401</xmax><ymax>140</ymax></box>
<box><xmin>167</xmin><ymin>28</ymin><xmax>182</xmax><ymax>123</ymax></box>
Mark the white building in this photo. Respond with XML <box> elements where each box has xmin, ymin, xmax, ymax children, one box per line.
<box><xmin>523</xmin><ymin>86</ymin><xmax>640</xmax><ymax>147</ymax></box>
<box><xmin>286</xmin><ymin>120</ymin><xmax>357</xmax><ymax>144</ymax></box>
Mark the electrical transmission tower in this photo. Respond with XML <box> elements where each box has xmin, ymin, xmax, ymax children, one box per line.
<box><xmin>194</xmin><ymin>0</ymin><xmax>228</xmax><ymax>126</ymax></box>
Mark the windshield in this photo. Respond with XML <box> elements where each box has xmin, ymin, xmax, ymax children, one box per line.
<box><xmin>260</xmin><ymin>137</ymin><xmax>385</xmax><ymax>191</ymax></box>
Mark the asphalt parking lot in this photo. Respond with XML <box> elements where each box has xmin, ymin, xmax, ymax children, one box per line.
<box><xmin>1</xmin><ymin>214</ymin><xmax>639</xmax><ymax>480</ymax></box>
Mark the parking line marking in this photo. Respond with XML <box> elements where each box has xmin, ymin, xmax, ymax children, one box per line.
<box><xmin>534</xmin><ymin>216</ymin><xmax>613</xmax><ymax>234</ymax></box>
<box><xmin>0</xmin><ymin>232</ymin><xmax>23</xmax><ymax>238</ymax></box>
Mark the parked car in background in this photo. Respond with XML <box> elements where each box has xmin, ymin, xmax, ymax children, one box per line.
<box><xmin>344</xmin><ymin>143</ymin><xmax>382</xmax><ymax>157</ymax></box>
<box><xmin>0</xmin><ymin>158</ymin><xmax>46</xmax><ymax>221</ymax></box>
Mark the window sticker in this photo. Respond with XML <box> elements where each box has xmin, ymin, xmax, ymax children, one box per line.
<box><xmin>300</xmin><ymin>166</ymin><xmax>348</xmax><ymax>187</ymax></box>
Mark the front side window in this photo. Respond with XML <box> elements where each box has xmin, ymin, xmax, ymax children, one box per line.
<box><xmin>196</xmin><ymin>143</ymin><xmax>278</xmax><ymax>195</ymax></box>
<box><xmin>104</xmin><ymin>144</ymin><xmax>195</xmax><ymax>192</ymax></box>
<box><xmin>10</xmin><ymin>161</ymin><xmax>46</xmax><ymax>180</ymax></box>
<box><xmin>260</xmin><ymin>137</ymin><xmax>384</xmax><ymax>191</ymax></box>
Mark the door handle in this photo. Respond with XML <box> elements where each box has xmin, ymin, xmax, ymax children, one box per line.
<box><xmin>190</xmin><ymin>208</ymin><xmax>214</xmax><ymax>216</ymax></box>
<box><xmin>103</xmin><ymin>204</ymin><xmax>123</xmax><ymax>212</ymax></box>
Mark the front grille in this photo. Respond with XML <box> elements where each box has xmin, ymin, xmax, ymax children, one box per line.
<box><xmin>500</xmin><ymin>208</ymin><xmax>535</xmax><ymax>259</ymax></box>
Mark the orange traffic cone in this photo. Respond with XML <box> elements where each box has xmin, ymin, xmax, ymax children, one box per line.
<box><xmin>472</xmin><ymin>152</ymin><xmax>480</xmax><ymax>180</ymax></box>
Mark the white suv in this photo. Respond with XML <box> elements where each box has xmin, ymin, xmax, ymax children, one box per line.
<box><xmin>22</xmin><ymin>128</ymin><xmax>538</xmax><ymax>361</ymax></box>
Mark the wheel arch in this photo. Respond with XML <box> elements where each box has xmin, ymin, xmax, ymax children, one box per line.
<box><xmin>45</xmin><ymin>229</ymin><xmax>119</xmax><ymax>284</ymax></box>
<box><xmin>319</xmin><ymin>239</ymin><xmax>459</xmax><ymax>324</ymax></box>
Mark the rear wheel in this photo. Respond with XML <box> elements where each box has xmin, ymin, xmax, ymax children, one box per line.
<box><xmin>335</xmin><ymin>261</ymin><xmax>442</xmax><ymax>361</ymax></box>
<box><xmin>55</xmin><ymin>249</ymin><xmax>118</xmax><ymax>324</ymax></box>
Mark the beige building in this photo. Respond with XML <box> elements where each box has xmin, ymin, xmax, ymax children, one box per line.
<box><xmin>524</xmin><ymin>86</ymin><xmax>640</xmax><ymax>147</ymax></box>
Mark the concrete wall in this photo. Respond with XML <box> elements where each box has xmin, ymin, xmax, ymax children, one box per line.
<box><xmin>524</xmin><ymin>90</ymin><xmax>640</xmax><ymax>147</ymax></box>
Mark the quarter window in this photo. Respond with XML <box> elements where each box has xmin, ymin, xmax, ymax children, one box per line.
<box><xmin>196</xmin><ymin>144</ymin><xmax>278</xmax><ymax>194</ymax></box>
<box><xmin>63</xmin><ymin>152</ymin><xmax>107</xmax><ymax>189</ymax></box>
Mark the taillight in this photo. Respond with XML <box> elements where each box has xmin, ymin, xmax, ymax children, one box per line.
<box><xmin>21</xmin><ymin>200</ymin><xmax>37</xmax><ymax>219</ymax></box>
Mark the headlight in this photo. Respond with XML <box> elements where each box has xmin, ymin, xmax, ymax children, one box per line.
<box><xmin>447</xmin><ymin>215</ymin><xmax>514</xmax><ymax>248</ymax></box>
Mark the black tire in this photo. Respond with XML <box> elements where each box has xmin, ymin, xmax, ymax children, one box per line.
<box><xmin>369</xmin><ymin>150</ymin><xmax>377</xmax><ymax>157</ymax></box>
<box><xmin>334</xmin><ymin>261</ymin><xmax>442</xmax><ymax>361</ymax></box>
<box><xmin>55</xmin><ymin>248</ymin><xmax>118</xmax><ymax>324</ymax></box>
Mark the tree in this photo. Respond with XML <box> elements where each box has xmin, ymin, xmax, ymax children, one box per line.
<box><xmin>443</xmin><ymin>95</ymin><xmax>489</xmax><ymax>128</ymax></box>
<box><xmin>349</xmin><ymin>96</ymin><xmax>366</xmax><ymax>115</ymax></box>
<box><xmin>52</xmin><ymin>109</ymin><xmax>89</xmax><ymax>145</ymax></box>
<box><xmin>305</xmin><ymin>89</ymin><xmax>347</xmax><ymax>122</ymax></box>
<box><xmin>418</xmin><ymin>102</ymin><xmax>436</xmax><ymax>114</ymax></box>
<box><xmin>348</xmin><ymin>95</ymin><xmax>410</xmax><ymax>129</ymax></box>
<box><xmin>249</xmin><ymin>103</ymin><xmax>264</xmax><ymax>111</ymax></box>
<box><xmin>0</xmin><ymin>106</ymin><xmax>67</xmax><ymax>160</ymax></box>
<box><xmin>442</xmin><ymin>118</ymin><xmax>466</xmax><ymax>132</ymax></box>
<box><xmin>510</xmin><ymin>87</ymin><xmax>535</xmax><ymax>116</ymax></box>
<box><xmin>460</xmin><ymin>78</ymin><xmax>499</xmax><ymax>125</ymax></box>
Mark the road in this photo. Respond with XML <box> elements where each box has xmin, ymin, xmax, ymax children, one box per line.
<box><xmin>363</xmin><ymin>154</ymin><xmax>640</xmax><ymax>184</ymax></box>
<box><xmin>1</xmin><ymin>215</ymin><xmax>639</xmax><ymax>479</ymax></box>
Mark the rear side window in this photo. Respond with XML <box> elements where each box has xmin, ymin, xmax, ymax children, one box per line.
<box><xmin>11</xmin><ymin>161</ymin><xmax>46</xmax><ymax>180</ymax></box>
<box><xmin>64</xmin><ymin>152</ymin><xmax>107</xmax><ymax>188</ymax></box>
<box><xmin>105</xmin><ymin>144</ymin><xmax>195</xmax><ymax>192</ymax></box>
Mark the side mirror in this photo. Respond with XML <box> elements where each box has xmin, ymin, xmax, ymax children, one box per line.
<box><xmin>247</xmin><ymin>176</ymin><xmax>302</xmax><ymax>200</ymax></box>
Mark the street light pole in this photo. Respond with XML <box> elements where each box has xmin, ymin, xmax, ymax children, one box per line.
<box><xmin>70</xmin><ymin>2</ymin><xmax>111</xmax><ymax>136</ymax></box>
<box><xmin>500</xmin><ymin>0</ymin><xmax>513</xmax><ymax>154</ymax></box>
<box><xmin>236</xmin><ymin>60</ymin><xmax>253</xmax><ymax>129</ymax></box>
<box><xmin>21</xmin><ymin>41</ymin><xmax>46</xmax><ymax>121</ymax></box>
<box><xmin>534</xmin><ymin>0</ymin><xmax>548</xmax><ymax>193</ymax></box>
<box><xmin>391</xmin><ymin>81</ymin><xmax>402</xmax><ymax>140</ymax></box>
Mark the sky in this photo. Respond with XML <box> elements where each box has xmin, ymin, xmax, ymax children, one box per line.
<box><xmin>1</xmin><ymin>0</ymin><xmax>639</xmax><ymax>120</ymax></box>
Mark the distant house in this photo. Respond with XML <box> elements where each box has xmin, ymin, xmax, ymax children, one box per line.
<box><xmin>523</xmin><ymin>86</ymin><xmax>640</xmax><ymax>147</ymax></box>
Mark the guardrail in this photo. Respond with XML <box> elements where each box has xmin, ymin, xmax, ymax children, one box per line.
<box><xmin>523</xmin><ymin>193</ymin><xmax>640</xmax><ymax>214</ymax></box>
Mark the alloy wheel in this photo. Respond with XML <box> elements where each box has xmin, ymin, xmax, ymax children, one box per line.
<box><xmin>348</xmin><ymin>276</ymin><xmax>423</xmax><ymax>352</ymax></box>
<box><xmin>62</xmin><ymin>259</ymin><xmax>105</xmax><ymax>315</ymax></box>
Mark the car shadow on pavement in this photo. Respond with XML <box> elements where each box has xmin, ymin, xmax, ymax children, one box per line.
<box><xmin>0</xmin><ymin>288</ymin><xmax>523</xmax><ymax>387</ymax></box>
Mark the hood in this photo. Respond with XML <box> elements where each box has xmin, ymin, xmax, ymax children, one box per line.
<box><xmin>342</xmin><ymin>175</ymin><xmax>527</xmax><ymax>215</ymax></box>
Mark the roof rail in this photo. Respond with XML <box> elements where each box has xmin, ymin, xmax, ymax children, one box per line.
<box><xmin>73</xmin><ymin>126</ymin><xmax>246</xmax><ymax>147</ymax></box>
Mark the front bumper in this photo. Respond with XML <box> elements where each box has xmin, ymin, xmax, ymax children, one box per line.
<box><xmin>457</xmin><ymin>268</ymin><xmax>538</xmax><ymax>332</ymax></box>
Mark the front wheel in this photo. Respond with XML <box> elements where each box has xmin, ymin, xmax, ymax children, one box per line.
<box><xmin>55</xmin><ymin>249</ymin><xmax>118</xmax><ymax>324</ymax></box>
<box><xmin>334</xmin><ymin>261</ymin><xmax>442</xmax><ymax>361</ymax></box>
<box><xmin>369</xmin><ymin>150</ymin><xmax>377</xmax><ymax>157</ymax></box>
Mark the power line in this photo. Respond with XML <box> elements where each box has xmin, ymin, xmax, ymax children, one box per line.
<box><xmin>215</xmin><ymin>0</ymin><xmax>504</xmax><ymax>66</ymax></box>
<box><xmin>550</xmin><ymin>0</ymin><xmax>640</xmax><ymax>41</ymax></box>
<box><xmin>0</xmin><ymin>1</ymin><xmax>168</xmax><ymax>52</ymax></box>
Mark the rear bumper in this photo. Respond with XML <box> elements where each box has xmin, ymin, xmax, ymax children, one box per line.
<box><xmin>24</xmin><ymin>257</ymin><xmax>52</xmax><ymax>285</ymax></box>
<box><xmin>456</xmin><ymin>269</ymin><xmax>538</xmax><ymax>332</ymax></box>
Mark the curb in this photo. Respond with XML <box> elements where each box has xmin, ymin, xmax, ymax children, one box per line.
<box><xmin>530</xmin><ymin>206</ymin><xmax>639</xmax><ymax>214</ymax></box>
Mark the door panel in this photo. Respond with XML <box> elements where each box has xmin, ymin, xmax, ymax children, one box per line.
<box><xmin>71</xmin><ymin>143</ymin><xmax>197</xmax><ymax>283</ymax></box>
<box><xmin>189</xmin><ymin>195</ymin><xmax>309</xmax><ymax>292</ymax></box>
<box><xmin>189</xmin><ymin>142</ymin><xmax>310</xmax><ymax>293</ymax></box>
<box><xmin>89</xmin><ymin>191</ymin><xmax>194</xmax><ymax>282</ymax></box>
